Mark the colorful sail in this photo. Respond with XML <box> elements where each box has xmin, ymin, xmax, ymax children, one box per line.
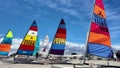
<box><xmin>33</xmin><ymin>37</ymin><xmax>40</xmax><ymax>56</ymax></box>
<box><xmin>49</xmin><ymin>18</ymin><xmax>66</xmax><ymax>55</ymax></box>
<box><xmin>17</xmin><ymin>21</ymin><xmax>38</xmax><ymax>56</ymax></box>
<box><xmin>42</xmin><ymin>35</ymin><xmax>49</xmax><ymax>52</ymax></box>
<box><xmin>39</xmin><ymin>35</ymin><xmax>50</xmax><ymax>57</ymax></box>
<box><xmin>33</xmin><ymin>36</ymin><xmax>40</xmax><ymax>56</ymax></box>
<box><xmin>0</xmin><ymin>30</ymin><xmax>13</xmax><ymax>56</ymax></box>
<box><xmin>43</xmin><ymin>42</ymin><xmax>49</xmax><ymax>52</ymax></box>
<box><xmin>87</xmin><ymin>0</ymin><xmax>112</xmax><ymax>58</ymax></box>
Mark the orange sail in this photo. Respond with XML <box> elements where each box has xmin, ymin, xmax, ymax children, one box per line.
<box><xmin>0</xmin><ymin>30</ymin><xmax>13</xmax><ymax>56</ymax></box>
<box><xmin>87</xmin><ymin>0</ymin><xmax>113</xmax><ymax>58</ymax></box>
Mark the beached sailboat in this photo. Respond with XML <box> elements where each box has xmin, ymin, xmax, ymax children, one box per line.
<box><xmin>39</xmin><ymin>35</ymin><xmax>50</xmax><ymax>57</ymax></box>
<box><xmin>49</xmin><ymin>18</ymin><xmax>66</xmax><ymax>56</ymax></box>
<box><xmin>16</xmin><ymin>20</ymin><xmax>38</xmax><ymax>56</ymax></box>
<box><xmin>0</xmin><ymin>30</ymin><xmax>13</xmax><ymax>56</ymax></box>
<box><xmin>84</xmin><ymin>0</ymin><xmax>113</xmax><ymax>63</ymax></box>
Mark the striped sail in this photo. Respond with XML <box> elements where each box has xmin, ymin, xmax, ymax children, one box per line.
<box><xmin>33</xmin><ymin>37</ymin><xmax>40</xmax><ymax>56</ymax></box>
<box><xmin>49</xmin><ymin>18</ymin><xmax>66</xmax><ymax>55</ymax></box>
<box><xmin>0</xmin><ymin>30</ymin><xmax>13</xmax><ymax>56</ymax></box>
<box><xmin>17</xmin><ymin>21</ymin><xmax>38</xmax><ymax>56</ymax></box>
<box><xmin>87</xmin><ymin>0</ymin><xmax>112</xmax><ymax>58</ymax></box>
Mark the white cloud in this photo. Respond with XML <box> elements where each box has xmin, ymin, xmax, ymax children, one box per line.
<box><xmin>110</xmin><ymin>26</ymin><xmax>120</xmax><ymax>30</ymax></box>
<box><xmin>65</xmin><ymin>42</ymin><xmax>85</xmax><ymax>55</ymax></box>
<box><xmin>105</xmin><ymin>5</ymin><xmax>120</xmax><ymax>39</ymax></box>
<box><xmin>0</xmin><ymin>37</ymin><xmax>120</xmax><ymax>56</ymax></box>
<box><xmin>112</xmin><ymin>44</ymin><xmax>120</xmax><ymax>51</ymax></box>
<box><xmin>7</xmin><ymin>38</ymin><xmax>86</xmax><ymax>55</ymax></box>
<box><xmin>106</xmin><ymin>8</ymin><xmax>120</xmax><ymax>21</ymax></box>
<box><xmin>56</xmin><ymin>8</ymin><xmax>80</xmax><ymax>17</ymax></box>
<box><xmin>23</xmin><ymin>0</ymin><xmax>93</xmax><ymax>18</ymax></box>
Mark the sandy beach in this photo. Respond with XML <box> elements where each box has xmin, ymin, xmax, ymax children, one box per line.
<box><xmin>0</xmin><ymin>60</ymin><xmax>51</xmax><ymax>68</ymax></box>
<box><xmin>0</xmin><ymin>58</ymin><xmax>120</xmax><ymax>68</ymax></box>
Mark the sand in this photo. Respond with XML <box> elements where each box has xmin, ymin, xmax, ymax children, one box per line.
<box><xmin>0</xmin><ymin>59</ymin><xmax>120</xmax><ymax>68</ymax></box>
<box><xmin>0</xmin><ymin>61</ymin><xmax>51</xmax><ymax>68</ymax></box>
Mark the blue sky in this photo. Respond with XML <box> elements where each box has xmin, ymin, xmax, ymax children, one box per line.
<box><xmin>0</xmin><ymin>0</ymin><xmax>120</xmax><ymax>46</ymax></box>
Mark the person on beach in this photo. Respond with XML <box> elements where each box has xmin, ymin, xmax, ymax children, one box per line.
<box><xmin>116</xmin><ymin>50</ymin><xmax>120</xmax><ymax>62</ymax></box>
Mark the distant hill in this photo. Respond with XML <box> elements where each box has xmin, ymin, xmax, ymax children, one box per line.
<box><xmin>0</xmin><ymin>38</ymin><xmax>120</xmax><ymax>56</ymax></box>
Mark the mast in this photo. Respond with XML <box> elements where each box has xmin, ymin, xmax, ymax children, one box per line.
<box><xmin>83</xmin><ymin>0</ymin><xmax>96</xmax><ymax>64</ymax></box>
<box><xmin>84</xmin><ymin>0</ymin><xmax>113</xmax><ymax>64</ymax></box>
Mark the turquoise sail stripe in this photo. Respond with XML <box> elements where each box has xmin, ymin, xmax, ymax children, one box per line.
<box><xmin>33</xmin><ymin>38</ymin><xmax>40</xmax><ymax>56</ymax></box>
<box><xmin>0</xmin><ymin>51</ymin><xmax>8</xmax><ymax>56</ymax></box>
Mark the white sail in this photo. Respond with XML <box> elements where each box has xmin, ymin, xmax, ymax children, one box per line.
<box><xmin>39</xmin><ymin>35</ymin><xmax>50</xmax><ymax>57</ymax></box>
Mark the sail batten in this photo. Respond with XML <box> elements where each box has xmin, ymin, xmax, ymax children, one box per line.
<box><xmin>87</xmin><ymin>0</ymin><xmax>112</xmax><ymax>58</ymax></box>
<box><xmin>17</xmin><ymin>21</ymin><xmax>38</xmax><ymax>56</ymax></box>
<box><xmin>49</xmin><ymin>18</ymin><xmax>66</xmax><ymax>55</ymax></box>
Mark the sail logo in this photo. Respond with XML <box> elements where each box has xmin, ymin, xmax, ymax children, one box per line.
<box><xmin>92</xmin><ymin>13</ymin><xmax>107</xmax><ymax>27</ymax></box>
<box><xmin>100</xmin><ymin>26</ymin><xmax>108</xmax><ymax>32</ymax></box>
<box><xmin>22</xmin><ymin>40</ymin><xmax>35</xmax><ymax>45</ymax></box>
<box><xmin>23</xmin><ymin>51</ymin><xmax>27</xmax><ymax>53</ymax></box>
<box><xmin>53</xmin><ymin>38</ymin><xmax>66</xmax><ymax>44</ymax></box>
<box><xmin>94</xmin><ymin>5</ymin><xmax>106</xmax><ymax>18</ymax></box>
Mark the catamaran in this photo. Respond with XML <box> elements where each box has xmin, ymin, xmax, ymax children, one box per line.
<box><xmin>84</xmin><ymin>0</ymin><xmax>113</xmax><ymax>64</ymax></box>
<box><xmin>39</xmin><ymin>35</ymin><xmax>50</xmax><ymax>58</ymax></box>
<box><xmin>49</xmin><ymin>18</ymin><xmax>66</xmax><ymax>55</ymax></box>
<box><xmin>46</xmin><ymin>18</ymin><xmax>66</xmax><ymax>63</ymax></box>
<box><xmin>14</xmin><ymin>20</ymin><xmax>38</xmax><ymax>62</ymax></box>
<box><xmin>0</xmin><ymin>30</ymin><xmax>13</xmax><ymax>57</ymax></box>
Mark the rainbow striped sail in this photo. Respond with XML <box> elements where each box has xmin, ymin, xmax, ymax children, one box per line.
<box><xmin>0</xmin><ymin>30</ymin><xmax>13</xmax><ymax>56</ymax></box>
<box><xmin>33</xmin><ymin>36</ymin><xmax>40</xmax><ymax>56</ymax></box>
<box><xmin>49</xmin><ymin>18</ymin><xmax>66</xmax><ymax>55</ymax></box>
<box><xmin>87</xmin><ymin>0</ymin><xmax>112</xmax><ymax>58</ymax></box>
<box><xmin>17</xmin><ymin>21</ymin><xmax>38</xmax><ymax>56</ymax></box>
